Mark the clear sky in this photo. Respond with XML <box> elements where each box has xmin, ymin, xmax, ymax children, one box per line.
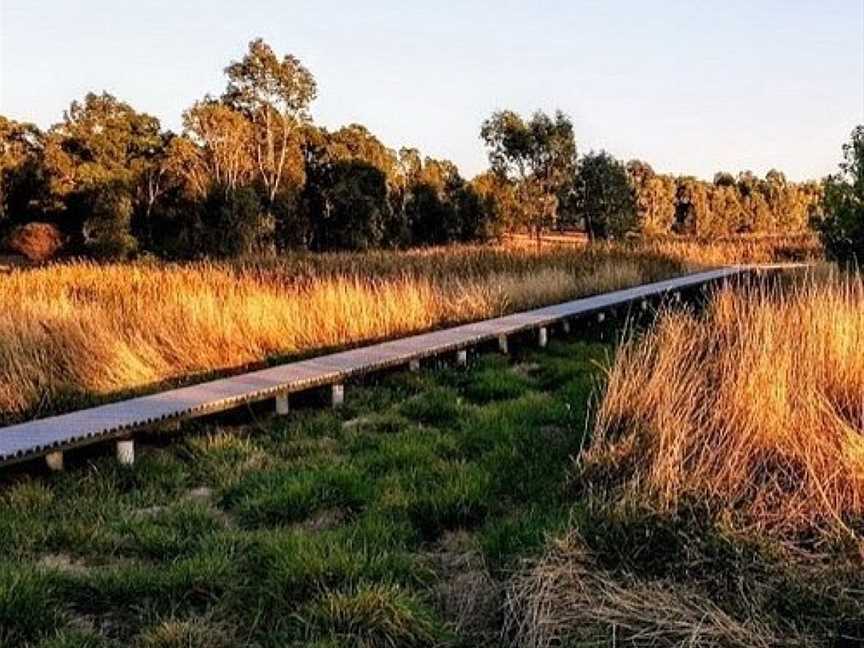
<box><xmin>1</xmin><ymin>0</ymin><xmax>862</xmax><ymax>181</ymax></box>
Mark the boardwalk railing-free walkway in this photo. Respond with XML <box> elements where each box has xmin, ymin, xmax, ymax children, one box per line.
<box><xmin>0</xmin><ymin>266</ymin><xmax>756</xmax><ymax>470</ymax></box>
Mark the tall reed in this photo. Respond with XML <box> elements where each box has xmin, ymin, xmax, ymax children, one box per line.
<box><xmin>584</xmin><ymin>269</ymin><xmax>864</xmax><ymax>539</ymax></box>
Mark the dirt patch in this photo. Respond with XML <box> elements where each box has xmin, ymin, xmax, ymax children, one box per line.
<box><xmin>293</xmin><ymin>507</ymin><xmax>349</xmax><ymax>533</ymax></box>
<box><xmin>37</xmin><ymin>553</ymin><xmax>90</xmax><ymax>575</ymax></box>
<box><xmin>186</xmin><ymin>485</ymin><xmax>235</xmax><ymax>529</ymax></box>
<box><xmin>133</xmin><ymin>504</ymin><xmax>167</xmax><ymax>518</ymax></box>
<box><xmin>511</xmin><ymin>362</ymin><xmax>542</xmax><ymax>377</ymax></box>
<box><xmin>133</xmin><ymin>487</ymin><xmax>235</xmax><ymax>528</ymax></box>
<box><xmin>185</xmin><ymin>486</ymin><xmax>214</xmax><ymax>502</ymax></box>
<box><xmin>342</xmin><ymin>416</ymin><xmax>373</xmax><ymax>430</ymax></box>
<box><xmin>425</xmin><ymin>530</ymin><xmax>502</xmax><ymax>642</ymax></box>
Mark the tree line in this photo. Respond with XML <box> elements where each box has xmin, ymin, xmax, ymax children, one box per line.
<box><xmin>0</xmin><ymin>38</ymin><xmax>824</xmax><ymax>260</ymax></box>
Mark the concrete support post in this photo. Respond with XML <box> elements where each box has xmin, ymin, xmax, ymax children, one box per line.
<box><xmin>45</xmin><ymin>450</ymin><xmax>63</xmax><ymax>472</ymax></box>
<box><xmin>596</xmin><ymin>311</ymin><xmax>606</xmax><ymax>324</ymax></box>
<box><xmin>275</xmin><ymin>393</ymin><xmax>290</xmax><ymax>415</ymax></box>
<box><xmin>640</xmin><ymin>300</ymin><xmax>649</xmax><ymax>311</ymax></box>
<box><xmin>673</xmin><ymin>291</ymin><xmax>681</xmax><ymax>303</ymax></box>
<box><xmin>456</xmin><ymin>349</ymin><xmax>468</xmax><ymax>367</ymax></box>
<box><xmin>498</xmin><ymin>334</ymin><xmax>508</xmax><ymax>354</ymax></box>
<box><xmin>409</xmin><ymin>359</ymin><xmax>420</xmax><ymax>372</ymax></box>
<box><xmin>116</xmin><ymin>438</ymin><xmax>135</xmax><ymax>466</ymax></box>
<box><xmin>562</xmin><ymin>320</ymin><xmax>571</xmax><ymax>334</ymax></box>
<box><xmin>331</xmin><ymin>383</ymin><xmax>344</xmax><ymax>408</ymax></box>
<box><xmin>538</xmin><ymin>326</ymin><xmax>548</xmax><ymax>348</ymax></box>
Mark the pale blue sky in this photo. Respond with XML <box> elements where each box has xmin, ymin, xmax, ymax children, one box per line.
<box><xmin>1</xmin><ymin>1</ymin><xmax>862</xmax><ymax>181</ymax></box>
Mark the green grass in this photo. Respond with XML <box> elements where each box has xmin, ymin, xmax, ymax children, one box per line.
<box><xmin>0</xmin><ymin>338</ymin><xmax>609</xmax><ymax>647</ymax></box>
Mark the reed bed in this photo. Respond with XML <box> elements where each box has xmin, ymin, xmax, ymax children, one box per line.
<box><xmin>0</xmin><ymin>243</ymin><xmax>684</xmax><ymax>423</ymax></box>
<box><xmin>584</xmin><ymin>269</ymin><xmax>864</xmax><ymax>539</ymax></box>
<box><xmin>0</xmin><ymin>236</ymin><xmax>821</xmax><ymax>424</ymax></box>
<box><xmin>505</xmin><ymin>268</ymin><xmax>864</xmax><ymax>648</ymax></box>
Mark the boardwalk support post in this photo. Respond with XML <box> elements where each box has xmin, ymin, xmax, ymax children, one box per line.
<box><xmin>498</xmin><ymin>335</ymin><xmax>508</xmax><ymax>354</ymax></box>
<box><xmin>562</xmin><ymin>320</ymin><xmax>571</xmax><ymax>334</ymax></box>
<box><xmin>275</xmin><ymin>393</ymin><xmax>290</xmax><ymax>415</ymax></box>
<box><xmin>538</xmin><ymin>326</ymin><xmax>548</xmax><ymax>348</ymax></box>
<box><xmin>456</xmin><ymin>349</ymin><xmax>468</xmax><ymax>367</ymax></box>
<box><xmin>45</xmin><ymin>450</ymin><xmax>63</xmax><ymax>472</ymax></box>
<box><xmin>116</xmin><ymin>438</ymin><xmax>135</xmax><ymax>466</ymax></box>
<box><xmin>332</xmin><ymin>384</ymin><xmax>344</xmax><ymax>408</ymax></box>
<box><xmin>640</xmin><ymin>300</ymin><xmax>649</xmax><ymax>311</ymax></box>
<box><xmin>596</xmin><ymin>312</ymin><xmax>606</xmax><ymax>324</ymax></box>
<box><xmin>409</xmin><ymin>359</ymin><xmax>420</xmax><ymax>372</ymax></box>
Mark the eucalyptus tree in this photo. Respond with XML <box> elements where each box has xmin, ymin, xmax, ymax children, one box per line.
<box><xmin>480</xmin><ymin>110</ymin><xmax>577</xmax><ymax>242</ymax></box>
<box><xmin>223</xmin><ymin>38</ymin><xmax>316</xmax><ymax>212</ymax></box>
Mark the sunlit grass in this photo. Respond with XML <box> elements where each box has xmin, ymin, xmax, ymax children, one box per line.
<box><xmin>0</xmin><ymin>237</ymin><xmax>820</xmax><ymax>424</ymax></box>
<box><xmin>0</xmin><ymin>242</ymin><xmax>680</xmax><ymax>423</ymax></box>
<box><xmin>585</xmin><ymin>270</ymin><xmax>864</xmax><ymax>539</ymax></box>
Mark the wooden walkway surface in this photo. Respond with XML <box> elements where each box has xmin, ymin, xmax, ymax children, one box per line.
<box><xmin>0</xmin><ymin>267</ymin><xmax>751</xmax><ymax>468</ymax></box>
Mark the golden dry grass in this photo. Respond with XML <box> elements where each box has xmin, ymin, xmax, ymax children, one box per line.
<box><xmin>583</xmin><ymin>269</ymin><xmax>864</xmax><ymax>540</ymax></box>
<box><xmin>639</xmin><ymin>233</ymin><xmax>821</xmax><ymax>268</ymax></box>
<box><xmin>0</xmin><ymin>236</ymin><xmax>821</xmax><ymax>424</ymax></box>
<box><xmin>0</xmin><ymin>243</ymin><xmax>686</xmax><ymax>423</ymax></box>
<box><xmin>508</xmin><ymin>231</ymin><xmax>821</xmax><ymax>268</ymax></box>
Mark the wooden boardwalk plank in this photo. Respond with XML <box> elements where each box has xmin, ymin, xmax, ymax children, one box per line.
<box><xmin>0</xmin><ymin>267</ymin><xmax>747</xmax><ymax>466</ymax></box>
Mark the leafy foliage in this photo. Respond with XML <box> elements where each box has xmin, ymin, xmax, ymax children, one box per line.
<box><xmin>481</xmin><ymin>110</ymin><xmax>577</xmax><ymax>239</ymax></box>
<box><xmin>814</xmin><ymin>125</ymin><xmax>864</xmax><ymax>264</ymax></box>
<box><xmin>572</xmin><ymin>151</ymin><xmax>636</xmax><ymax>239</ymax></box>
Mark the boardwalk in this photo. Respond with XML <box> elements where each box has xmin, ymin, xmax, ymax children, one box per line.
<box><xmin>0</xmin><ymin>267</ymin><xmax>751</xmax><ymax>469</ymax></box>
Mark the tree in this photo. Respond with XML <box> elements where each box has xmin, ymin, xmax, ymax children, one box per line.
<box><xmin>814</xmin><ymin>125</ymin><xmax>864</xmax><ymax>264</ymax></box>
<box><xmin>199</xmin><ymin>185</ymin><xmax>266</xmax><ymax>257</ymax></box>
<box><xmin>627</xmin><ymin>160</ymin><xmax>676</xmax><ymax>235</ymax></box>
<box><xmin>0</xmin><ymin>116</ymin><xmax>43</xmax><ymax>226</ymax></box>
<box><xmin>223</xmin><ymin>39</ymin><xmax>316</xmax><ymax>214</ymax></box>
<box><xmin>404</xmin><ymin>157</ymin><xmax>465</xmax><ymax>245</ymax></box>
<box><xmin>82</xmin><ymin>182</ymin><xmax>138</xmax><ymax>258</ymax></box>
<box><xmin>309</xmin><ymin>160</ymin><xmax>391</xmax><ymax>251</ymax></box>
<box><xmin>177</xmin><ymin>99</ymin><xmax>256</xmax><ymax>197</ymax></box>
<box><xmin>480</xmin><ymin>110</ymin><xmax>576</xmax><ymax>242</ymax></box>
<box><xmin>470</xmin><ymin>171</ymin><xmax>517</xmax><ymax>237</ymax></box>
<box><xmin>41</xmin><ymin>92</ymin><xmax>163</xmax><ymax>256</ymax></box>
<box><xmin>296</xmin><ymin>126</ymin><xmax>393</xmax><ymax>251</ymax></box>
<box><xmin>573</xmin><ymin>151</ymin><xmax>636</xmax><ymax>239</ymax></box>
<box><xmin>713</xmin><ymin>171</ymin><xmax>736</xmax><ymax>188</ymax></box>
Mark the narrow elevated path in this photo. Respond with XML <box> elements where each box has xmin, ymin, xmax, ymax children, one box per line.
<box><xmin>0</xmin><ymin>267</ymin><xmax>752</xmax><ymax>469</ymax></box>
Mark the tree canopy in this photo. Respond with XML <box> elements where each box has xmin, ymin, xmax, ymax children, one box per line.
<box><xmin>0</xmin><ymin>38</ymin><xmax>833</xmax><ymax>260</ymax></box>
<box><xmin>480</xmin><ymin>110</ymin><xmax>577</xmax><ymax>240</ymax></box>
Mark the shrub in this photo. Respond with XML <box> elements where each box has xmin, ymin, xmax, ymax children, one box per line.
<box><xmin>200</xmin><ymin>186</ymin><xmax>269</xmax><ymax>257</ymax></box>
<box><xmin>82</xmin><ymin>187</ymin><xmax>138</xmax><ymax>259</ymax></box>
<box><xmin>814</xmin><ymin>125</ymin><xmax>864</xmax><ymax>264</ymax></box>
<box><xmin>5</xmin><ymin>222</ymin><xmax>64</xmax><ymax>262</ymax></box>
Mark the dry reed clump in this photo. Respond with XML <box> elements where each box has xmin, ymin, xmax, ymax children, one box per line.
<box><xmin>0</xmin><ymin>245</ymin><xmax>673</xmax><ymax>422</ymax></box>
<box><xmin>637</xmin><ymin>233</ymin><xmax>822</xmax><ymax>269</ymax></box>
<box><xmin>582</xmin><ymin>271</ymin><xmax>864</xmax><ymax>540</ymax></box>
<box><xmin>503</xmin><ymin>531</ymin><xmax>787</xmax><ymax>648</ymax></box>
